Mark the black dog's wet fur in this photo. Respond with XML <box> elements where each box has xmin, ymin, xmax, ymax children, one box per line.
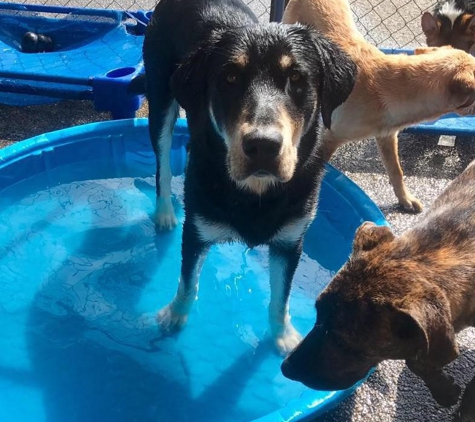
<box><xmin>137</xmin><ymin>0</ymin><xmax>356</xmax><ymax>344</ymax></box>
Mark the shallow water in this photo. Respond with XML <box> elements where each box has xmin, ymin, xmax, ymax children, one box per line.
<box><xmin>0</xmin><ymin>166</ymin><xmax>343</xmax><ymax>422</ymax></box>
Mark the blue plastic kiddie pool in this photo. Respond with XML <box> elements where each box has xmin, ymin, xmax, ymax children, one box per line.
<box><xmin>0</xmin><ymin>118</ymin><xmax>387</xmax><ymax>422</ymax></box>
<box><xmin>404</xmin><ymin>113</ymin><xmax>475</xmax><ymax>137</ymax></box>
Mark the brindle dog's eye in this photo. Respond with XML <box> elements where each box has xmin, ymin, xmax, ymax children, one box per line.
<box><xmin>226</xmin><ymin>73</ymin><xmax>237</xmax><ymax>84</ymax></box>
<box><xmin>289</xmin><ymin>70</ymin><xmax>302</xmax><ymax>82</ymax></box>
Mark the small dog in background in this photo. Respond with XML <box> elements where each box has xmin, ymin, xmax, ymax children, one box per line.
<box><xmin>282</xmin><ymin>160</ymin><xmax>475</xmax><ymax>411</ymax></box>
<box><xmin>284</xmin><ymin>0</ymin><xmax>475</xmax><ymax>213</ymax></box>
<box><xmin>422</xmin><ymin>0</ymin><xmax>475</xmax><ymax>53</ymax></box>
<box><xmin>21</xmin><ymin>31</ymin><xmax>54</xmax><ymax>53</ymax></box>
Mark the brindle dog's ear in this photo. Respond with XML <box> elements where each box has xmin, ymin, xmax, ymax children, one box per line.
<box><xmin>352</xmin><ymin>222</ymin><xmax>395</xmax><ymax>253</ymax></box>
<box><xmin>391</xmin><ymin>296</ymin><xmax>459</xmax><ymax>368</ymax></box>
<box><xmin>310</xmin><ymin>31</ymin><xmax>357</xmax><ymax>129</ymax></box>
<box><xmin>390</xmin><ymin>304</ymin><xmax>429</xmax><ymax>360</ymax></box>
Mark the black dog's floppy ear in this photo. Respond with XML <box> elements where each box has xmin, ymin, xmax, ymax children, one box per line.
<box><xmin>352</xmin><ymin>222</ymin><xmax>395</xmax><ymax>253</ymax></box>
<box><xmin>170</xmin><ymin>47</ymin><xmax>209</xmax><ymax>113</ymax></box>
<box><xmin>310</xmin><ymin>30</ymin><xmax>357</xmax><ymax>129</ymax></box>
<box><xmin>170</xmin><ymin>32</ymin><xmax>222</xmax><ymax>116</ymax></box>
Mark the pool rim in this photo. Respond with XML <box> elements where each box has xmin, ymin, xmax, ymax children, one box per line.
<box><xmin>0</xmin><ymin>118</ymin><xmax>387</xmax><ymax>223</ymax></box>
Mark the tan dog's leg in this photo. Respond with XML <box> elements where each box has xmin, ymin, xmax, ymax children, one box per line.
<box><xmin>320</xmin><ymin>130</ymin><xmax>346</xmax><ymax>161</ymax></box>
<box><xmin>376</xmin><ymin>133</ymin><xmax>423</xmax><ymax>213</ymax></box>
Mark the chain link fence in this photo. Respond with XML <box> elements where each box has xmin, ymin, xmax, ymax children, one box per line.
<box><xmin>15</xmin><ymin>0</ymin><xmax>272</xmax><ymax>22</ymax></box>
<box><xmin>12</xmin><ymin>0</ymin><xmax>438</xmax><ymax>48</ymax></box>
<box><xmin>350</xmin><ymin>0</ymin><xmax>436</xmax><ymax>48</ymax></box>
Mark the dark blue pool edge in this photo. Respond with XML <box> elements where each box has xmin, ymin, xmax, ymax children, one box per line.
<box><xmin>0</xmin><ymin>118</ymin><xmax>387</xmax><ymax>226</ymax></box>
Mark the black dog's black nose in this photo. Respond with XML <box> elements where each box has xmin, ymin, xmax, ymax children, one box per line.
<box><xmin>242</xmin><ymin>130</ymin><xmax>283</xmax><ymax>160</ymax></box>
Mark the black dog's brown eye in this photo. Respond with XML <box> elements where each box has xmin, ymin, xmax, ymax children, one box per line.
<box><xmin>289</xmin><ymin>70</ymin><xmax>301</xmax><ymax>82</ymax></box>
<box><xmin>226</xmin><ymin>73</ymin><xmax>237</xmax><ymax>84</ymax></box>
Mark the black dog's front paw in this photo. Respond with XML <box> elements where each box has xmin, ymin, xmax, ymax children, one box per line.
<box><xmin>431</xmin><ymin>375</ymin><xmax>461</xmax><ymax>407</ymax></box>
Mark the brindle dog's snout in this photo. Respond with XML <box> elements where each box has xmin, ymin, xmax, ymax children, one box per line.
<box><xmin>242</xmin><ymin>128</ymin><xmax>283</xmax><ymax>162</ymax></box>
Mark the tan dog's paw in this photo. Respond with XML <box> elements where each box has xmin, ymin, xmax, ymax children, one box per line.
<box><xmin>157</xmin><ymin>304</ymin><xmax>188</xmax><ymax>332</ymax></box>
<box><xmin>399</xmin><ymin>193</ymin><xmax>423</xmax><ymax>213</ymax></box>
<box><xmin>273</xmin><ymin>323</ymin><xmax>302</xmax><ymax>356</ymax></box>
<box><xmin>155</xmin><ymin>196</ymin><xmax>178</xmax><ymax>230</ymax></box>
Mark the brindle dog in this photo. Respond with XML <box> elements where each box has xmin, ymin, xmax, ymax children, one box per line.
<box><xmin>282</xmin><ymin>160</ymin><xmax>475</xmax><ymax>411</ymax></box>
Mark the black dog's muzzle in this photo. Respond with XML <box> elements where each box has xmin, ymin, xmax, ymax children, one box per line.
<box><xmin>242</xmin><ymin>127</ymin><xmax>283</xmax><ymax>177</ymax></box>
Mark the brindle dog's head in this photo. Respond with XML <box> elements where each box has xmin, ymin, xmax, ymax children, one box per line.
<box><xmin>171</xmin><ymin>23</ymin><xmax>356</xmax><ymax>195</ymax></box>
<box><xmin>281</xmin><ymin>222</ymin><xmax>458</xmax><ymax>391</ymax></box>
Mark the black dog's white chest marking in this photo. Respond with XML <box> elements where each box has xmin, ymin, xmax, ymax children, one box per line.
<box><xmin>194</xmin><ymin>213</ymin><xmax>313</xmax><ymax>245</ymax></box>
<box><xmin>271</xmin><ymin>213</ymin><xmax>315</xmax><ymax>245</ymax></box>
<box><xmin>194</xmin><ymin>215</ymin><xmax>242</xmax><ymax>244</ymax></box>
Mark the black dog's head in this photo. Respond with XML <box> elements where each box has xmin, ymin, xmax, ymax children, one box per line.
<box><xmin>171</xmin><ymin>23</ymin><xmax>356</xmax><ymax>195</ymax></box>
<box><xmin>281</xmin><ymin>222</ymin><xmax>459</xmax><ymax>391</ymax></box>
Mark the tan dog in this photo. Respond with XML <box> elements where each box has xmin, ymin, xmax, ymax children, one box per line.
<box><xmin>283</xmin><ymin>0</ymin><xmax>475</xmax><ymax>212</ymax></box>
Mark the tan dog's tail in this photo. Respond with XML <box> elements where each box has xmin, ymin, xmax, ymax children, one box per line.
<box><xmin>283</xmin><ymin>0</ymin><xmax>365</xmax><ymax>45</ymax></box>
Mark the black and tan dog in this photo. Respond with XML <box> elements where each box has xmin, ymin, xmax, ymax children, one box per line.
<box><xmin>134</xmin><ymin>0</ymin><xmax>356</xmax><ymax>354</ymax></box>
<box><xmin>282</xmin><ymin>160</ymin><xmax>475</xmax><ymax>405</ymax></box>
<box><xmin>422</xmin><ymin>0</ymin><xmax>475</xmax><ymax>53</ymax></box>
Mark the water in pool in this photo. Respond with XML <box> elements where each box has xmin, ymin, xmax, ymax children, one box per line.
<box><xmin>0</xmin><ymin>165</ymin><xmax>345</xmax><ymax>422</ymax></box>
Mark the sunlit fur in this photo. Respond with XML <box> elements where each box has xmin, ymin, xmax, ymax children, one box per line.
<box><xmin>284</xmin><ymin>0</ymin><xmax>475</xmax><ymax>213</ymax></box>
